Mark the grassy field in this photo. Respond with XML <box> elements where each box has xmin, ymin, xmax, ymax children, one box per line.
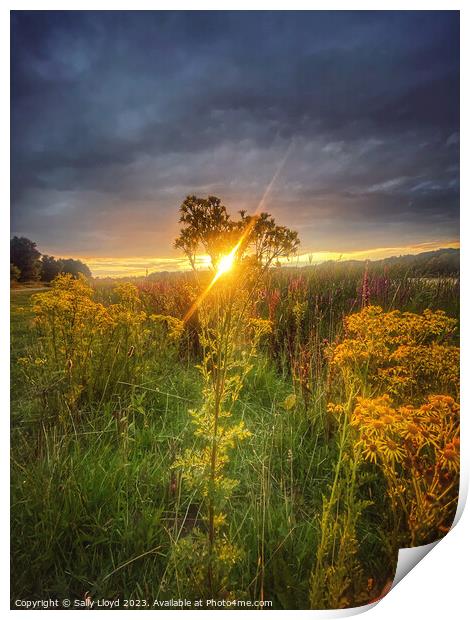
<box><xmin>10</xmin><ymin>263</ymin><xmax>460</xmax><ymax>609</ymax></box>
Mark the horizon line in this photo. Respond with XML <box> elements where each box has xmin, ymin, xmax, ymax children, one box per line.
<box><xmin>66</xmin><ymin>240</ymin><xmax>459</xmax><ymax>278</ymax></box>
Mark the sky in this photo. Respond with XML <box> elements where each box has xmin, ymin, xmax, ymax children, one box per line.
<box><xmin>11</xmin><ymin>11</ymin><xmax>459</xmax><ymax>276</ymax></box>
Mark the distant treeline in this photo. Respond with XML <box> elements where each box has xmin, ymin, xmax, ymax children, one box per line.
<box><xmin>10</xmin><ymin>236</ymin><xmax>91</xmax><ymax>283</ymax></box>
<box><xmin>90</xmin><ymin>248</ymin><xmax>459</xmax><ymax>287</ymax></box>
<box><xmin>313</xmin><ymin>248</ymin><xmax>459</xmax><ymax>278</ymax></box>
<box><xmin>146</xmin><ymin>247</ymin><xmax>458</xmax><ymax>280</ymax></box>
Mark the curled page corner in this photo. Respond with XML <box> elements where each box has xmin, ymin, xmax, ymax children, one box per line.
<box><xmin>391</xmin><ymin>541</ymin><xmax>439</xmax><ymax>588</ymax></box>
<box><xmin>310</xmin><ymin>475</ymin><xmax>468</xmax><ymax>617</ymax></box>
<box><xmin>390</xmin><ymin>473</ymin><xmax>468</xmax><ymax>592</ymax></box>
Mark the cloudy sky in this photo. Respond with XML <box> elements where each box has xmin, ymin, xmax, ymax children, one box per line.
<box><xmin>11</xmin><ymin>11</ymin><xmax>459</xmax><ymax>276</ymax></box>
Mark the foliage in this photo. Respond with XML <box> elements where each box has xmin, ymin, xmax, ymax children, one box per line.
<box><xmin>60</xmin><ymin>257</ymin><xmax>92</xmax><ymax>279</ymax></box>
<box><xmin>352</xmin><ymin>394</ymin><xmax>459</xmax><ymax>545</ymax></box>
<box><xmin>325</xmin><ymin>306</ymin><xmax>459</xmax><ymax>548</ymax></box>
<box><xmin>174</xmin><ymin>195</ymin><xmax>299</xmax><ymax>271</ymax></box>
<box><xmin>10</xmin><ymin>236</ymin><xmax>92</xmax><ymax>283</ymax></box>
<box><xmin>40</xmin><ymin>255</ymin><xmax>63</xmax><ymax>282</ymax></box>
<box><xmin>328</xmin><ymin>305</ymin><xmax>459</xmax><ymax>400</ymax></box>
<box><xmin>17</xmin><ymin>275</ymin><xmax>178</xmax><ymax>423</ymax></box>
<box><xmin>173</xmin><ymin>298</ymin><xmax>271</xmax><ymax>597</ymax></box>
<box><xmin>10</xmin><ymin>236</ymin><xmax>41</xmax><ymax>281</ymax></box>
<box><xmin>41</xmin><ymin>255</ymin><xmax>92</xmax><ymax>281</ymax></box>
<box><xmin>309</xmin><ymin>390</ymin><xmax>372</xmax><ymax>609</ymax></box>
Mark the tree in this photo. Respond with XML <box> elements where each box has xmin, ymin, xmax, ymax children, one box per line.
<box><xmin>174</xmin><ymin>195</ymin><xmax>300</xmax><ymax>272</ymax></box>
<box><xmin>10</xmin><ymin>236</ymin><xmax>41</xmax><ymax>282</ymax></box>
<box><xmin>239</xmin><ymin>210</ymin><xmax>301</xmax><ymax>268</ymax></box>
<box><xmin>41</xmin><ymin>256</ymin><xmax>91</xmax><ymax>281</ymax></box>
<box><xmin>174</xmin><ymin>196</ymin><xmax>236</xmax><ymax>270</ymax></box>
<box><xmin>40</xmin><ymin>255</ymin><xmax>63</xmax><ymax>282</ymax></box>
<box><xmin>60</xmin><ymin>258</ymin><xmax>92</xmax><ymax>279</ymax></box>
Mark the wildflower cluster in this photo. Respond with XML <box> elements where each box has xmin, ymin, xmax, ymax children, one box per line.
<box><xmin>328</xmin><ymin>306</ymin><xmax>459</xmax><ymax>401</ymax></box>
<box><xmin>351</xmin><ymin>394</ymin><xmax>459</xmax><ymax>545</ymax></box>
<box><xmin>19</xmin><ymin>274</ymin><xmax>182</xmax><ymax>420</ymax></box>
<box><xmin>326</xmin><ymin>306</ymin><xmax>460</xmax><ymax>546</ymax></box>
<box><xmin>352</xmin><ymin>394</ymin><xmax>459</xmax><ymax>468</ymax></box>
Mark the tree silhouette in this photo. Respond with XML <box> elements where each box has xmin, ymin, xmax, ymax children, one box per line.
<box><xmin>42</xmin><ymin>255</ymin><xmax>92</xmax><ymax>280</ymax></box>
<box><xmin>174</xmin><ymin>195</ymin><xmax>299</xmax><ymax>271</ymax></box>
<box><xmin>10</xmin><ymin>238</ymin><xmax>92</xmax><ymax>283</ymax></box>
<box><xmin>60</xmin><ymin>258</ymin><xmax>92</xmax><ymax>279</ymax></box>
<box><xmin>10</xmin><ymin>236</ymin><xmax>41</xmax><ymax>282</ymax></box>
<box><xmin>41</xmin><ymin>255</ymin><xmax>63</xmax><ymax>282</ymax></box>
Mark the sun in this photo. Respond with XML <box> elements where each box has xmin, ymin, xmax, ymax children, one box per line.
<box><xmin>216</xmin><ymin>251</ymin><xmax>236</xmax><ymax>277</ymax></box>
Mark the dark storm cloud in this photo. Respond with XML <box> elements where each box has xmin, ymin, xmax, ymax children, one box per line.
<box><xmin>11</xmin><ymin>10</ymin><xmax>459</xmax><ymax>257</ymax></box>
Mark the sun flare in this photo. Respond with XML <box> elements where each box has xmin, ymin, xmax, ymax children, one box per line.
<box><xmin>216</xmin><ymin>252</ymin><xmax>236</xmax><ymax>277</ymax></box>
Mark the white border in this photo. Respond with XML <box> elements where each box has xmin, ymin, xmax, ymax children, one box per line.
<box><xmin>2</xmin><ymin>2</ymin><xmax>468</xmax><ymax>618</ymax></box>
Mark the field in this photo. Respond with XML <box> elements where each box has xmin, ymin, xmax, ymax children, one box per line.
<box><xmin>10</xmin><ymin>261</ymin><xmax>460</xmax><ymax>610</ymax></box>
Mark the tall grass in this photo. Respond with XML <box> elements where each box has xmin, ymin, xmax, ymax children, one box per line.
<box><xmin>10</xmin><ymin>263</ymin><xmax>459</xmax><ymax>609</ymax></box>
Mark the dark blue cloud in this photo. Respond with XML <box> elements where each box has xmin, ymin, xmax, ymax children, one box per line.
<box><xmin>11</xmin><ymin>10</ymin><xmax>459</xmax><ymax>256</ymax></box>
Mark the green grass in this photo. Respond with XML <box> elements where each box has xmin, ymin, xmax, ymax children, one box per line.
<box><xmin>10</xmin><ymin>269</ymin><xmax>458</xmax><ymax>608</ymax></box>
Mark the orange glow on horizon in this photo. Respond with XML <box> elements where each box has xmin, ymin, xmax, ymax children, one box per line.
<box><xmin>58</xmin><ymin>240</ymin><xmax>460</xmax><ymax>278</ymax></box>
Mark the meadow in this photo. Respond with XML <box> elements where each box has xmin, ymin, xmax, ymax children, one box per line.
<box><xmin>10</xmin><ymin>256</ymin><xmax>460</xmax><ymax>609</ymax></box>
